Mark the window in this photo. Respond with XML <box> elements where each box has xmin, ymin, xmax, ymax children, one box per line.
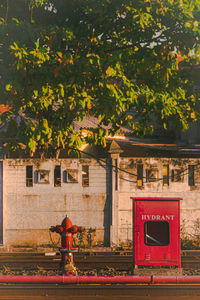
<box><xmin>137</xmin><ymin>164</ymin><xmax>143</xmax><ymax>187</ymax></box>
<box><xmin>171</xmin><ymin>169</ymin><xmax>183</xmax><ymax>182</ymax></box>
<box><xmin>54</xmin><ymin>166</ymin><xmax>61</xmax><ymax>187</ymax></box>
<box><xmin>188</xmin><ymin>165</ymin><xmax>195</xmax><ymax>186</ymax></box>
<box><xmin>146</xmin><ymin>168</ymin><xmax>158</xmax><ymax>182</ymax></box>
<box><xmin>63</xmin><ymin>169</ymin><xmax>78</xmax><ymax>183</ymax></box>
<box><xmin>82</xmin><ymin>165</ymin><xmax>89</xmax><ymax>187</ymax></box>
<box><xmin>38</xmin><ymin>170</ymin><xmax>50</xmax><ymax>184</ymax></box>
<box><xmin>144</xmin><ymin>221</ymin><xmax>170</xmax><ymax>246</ymax></box>
<box><xmin>26</xmin><ymin>166</ymin><xmax>33</xmax><ymax>187</ymax></box>
<box><xmin>163</xmin><ymin>165</ymin><xmax>169</xmax><ymax>186</ymax></box>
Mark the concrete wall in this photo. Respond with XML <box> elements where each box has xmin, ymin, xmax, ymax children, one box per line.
<box><xmin>116</xmin><ymin>157</ymin><xmax>200</xmax><ymax>245</ymax></box>
<box><xmin>3</xmin><ymin>158</ymin><xmax>108</xmax><ymax>250</ymax></box>
<box><xmin>2</xmin><ymin>156</ymin><xmax>200</xmax><ymax>250</ymax></box>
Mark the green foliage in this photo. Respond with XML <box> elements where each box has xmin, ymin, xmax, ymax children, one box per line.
<box><xmin>0</xmin><ymin>0</ymin><xmax>200</xmax><ymax>157</ymax></box>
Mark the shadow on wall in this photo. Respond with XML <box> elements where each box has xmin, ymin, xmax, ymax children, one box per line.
<box><xmin>73</xmin><ymin>228</ymin><xmax>98</xmax><ymax>248</ymax></box>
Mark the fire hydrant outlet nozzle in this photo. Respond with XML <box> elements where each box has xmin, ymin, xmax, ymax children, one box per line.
<box><xmin>50</xmin><ymin>225</ymin><xmax>63</xmax><ymax>233</ymax></box>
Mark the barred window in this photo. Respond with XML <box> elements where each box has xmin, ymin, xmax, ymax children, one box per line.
<box><xmin>137</xmin><ymin>164</ymin><xmax>143</xmax><ymax>187</ymax></box>
<box><xmin>146</xmin><ymin>168</ymin><xmax>158</xmax><ymax>183</ymax></box>
<box><xmin>82</xmin><ymin>165</ymin><xmax>89</xmax><ymax>187</ymax></box>
<box><xmin>26</xmin><ymin>166</ymin><xmax>33</xmax><ymax>187</ymax></box>
<box><xmin>163</xmin><ymin>165</ymin><xmax>169</xmax><ymax>186</ymax></box>
<box><xmin>188</xmin><ymin>165</ymin><xmax>195</xmax><ymax>186</ymax></box>
<box><xmin>38</xmin><ymin>170</ymin><xmax>50</xmax><ymax>184</ymax></box>
<box><xmin>171</xmin><ymin>169</ymin><xmax>183</xmax><ymax>182</ymax></box>
<box><xmin>64</xmin><ymin>169</ymin><xmax>78</xmax><ymax>183</ymax></box>
<box><xmin>54</xmin><ymin>166</ymin><xmax>61</xmax><ymax>187</ymax></box>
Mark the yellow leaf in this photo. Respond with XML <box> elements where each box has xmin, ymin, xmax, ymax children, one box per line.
<box><xmin>106</xmin><ymin>66</ymin><xmax>116</xmax><ymax>77</ymax></box>
<box><xmin>91</xmin><ymin>37</ymin><xmax>97</xmax><ymax>43</ymax></box>
<box><xmin>194</xmin><ymin>21</ymin><xmax>198</xmax><ymax>27</ymax></box>
<box><xmin>64</xmin><ymin>59</ymin><xmax>73</xmax><ymax>65</ymax></box>
<box><xmin>57</xmin><ymin>52</ymin><xmax>63</xmax><ymax>58</ymax></box>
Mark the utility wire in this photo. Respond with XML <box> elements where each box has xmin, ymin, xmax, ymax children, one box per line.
<box><xmin>75</xmin><ymin>147</ymin><xmax>200</xmax><ymax>184</ymax></box>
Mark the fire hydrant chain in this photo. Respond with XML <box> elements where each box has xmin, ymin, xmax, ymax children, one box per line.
<box><xmin>49</xmin><ymin>230</ymin><xmax>61</xmax><ymax>250</ymax></box>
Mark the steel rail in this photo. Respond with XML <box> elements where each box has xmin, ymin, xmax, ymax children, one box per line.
<box><xmin>0</xmin><ymin>255</ymin><xmax>199</xmax><ymax>271</ymax></box>
<box><xmin>0</xmin><ymin>249</ymin><xmax>198</xmax><ymax>258</ymax></box>
<box><xmin>0</xmin><ymin>250</ymin><xmax>199</xmax><ymax>274</ymax></box>
<box><xmin>0</xmin><ymin>282</ymin><xmax>200</xmax><ymax>300</ymax></box>
<box><xmin>1</xmin><ymin>250</ymin><xmax>200</xmax><ymax>257</ymax></box>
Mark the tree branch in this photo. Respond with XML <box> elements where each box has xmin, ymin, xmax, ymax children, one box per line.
<box><xmin>102</xmin><ymin>33</ymin><xmax>166</xmax><ymax>54</ymax></box>
<box><xmin>5</xmin><ymin>0</ymin><xmax>9</xmax><ymax>24</ymax></box>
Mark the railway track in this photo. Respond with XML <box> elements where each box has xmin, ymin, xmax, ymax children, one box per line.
<box><xmin>0</xmin><ymin>251</ymin><xmax>199</xmax><ymax>299</ymax></box>
<box><xmin>0</xmin><ymin>250</ymin><xmax>199</xmax><ymax>271</ymax></box>
<box><xmin>0</xmin><ymin>251</ymin><xmax>200</xmax><ymax>300</ymax></box>
<box><xmin>0</xmin><ymin>283</ymin><xmax>199</xmax><ymax>300</ymax></box>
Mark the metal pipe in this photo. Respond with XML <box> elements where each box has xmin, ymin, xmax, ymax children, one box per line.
<box><xmin>152</xmin><ymin>276</ymin><xmax>200</xmax><ymax>284</ymax></box>
<box><xmin>76</xmin><ymin>276</ymin><xmax>151</xmax><ymax>284</ymax></box>
<box><xmin>0</xmin><ymin>275</ymin><xmax>200</xmax><ymax>284</ymax></box>
<box><xmin>151</xmin><ymin>276</ymin><xmax>177</xmax><ymax>284</ymax></box>
<box><xmin>0</xmin><ymin>275</ymin><xmax>151</xmax><ymax>284</ymax></box>
<box><xmin>0</xmin><ymin>275</ymin><xmax>69</xmax><ymax>284</ymax></box>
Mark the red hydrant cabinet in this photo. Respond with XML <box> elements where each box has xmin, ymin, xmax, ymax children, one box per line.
<box><xmin>131</xmin><ymin>197</ymin><xmax>182</xmax><ymax>268</ymax></box>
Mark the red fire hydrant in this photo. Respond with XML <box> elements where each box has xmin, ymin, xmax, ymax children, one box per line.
<box><xmin>50</xmin><ymin>216</ymin><xmax>84</xmax><ymax>274</ymax></box>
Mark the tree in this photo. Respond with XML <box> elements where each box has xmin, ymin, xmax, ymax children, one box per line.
<box><xmin>0</xmin><ymin>0</ymin><xmax>200</xmax><ymax>157</ymax></box>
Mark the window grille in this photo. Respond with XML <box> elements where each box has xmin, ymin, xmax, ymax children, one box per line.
<box><xmin>171</xmin><ymin>169</ymin><xmax>183</xmax><ymax>182</ymax></box>
<box><xmin>26</xmin><ymin>166</ymin><xmax>33</xmax><ymax>187</ymax></box>
<box><xmin>163</xmin><ymin>165</ymin><xmax>169</xmax><ymax>186</ymax></box>
<box><xmin>38</xmin><ymin>170</ymin><xmax>50</xmax><ymax>184</ymax></box>
<box><xmin>54</xmin><ymin>166</ymin><xmax>61</xmax><ymax>187</ymax></box>
<box><xmin>82</xmin><ymin>165</ymin><xmax>89</xmax><ymax>187</ymax></box>
<box><xmin>188</xmin><ymin>165</ymin><xmax>195</xmax><ymax>186</ymax></box>
<box><xmin>137</xmin><ymin>164</ymin><xmax>143</xmax><ymax>187</ymax></box>
<box><xmin>146</xmin><ymin>168</ymin><xmax>158</xmax><ymax>182</ymax></box>
<box><xmin>63</xmin><ymin>169</ymin><xmax>78</xmax><ymax>183</ymax></box>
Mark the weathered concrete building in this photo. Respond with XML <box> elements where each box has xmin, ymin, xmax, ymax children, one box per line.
<box><xmin>2</xmin><ymin>157</ymin><xmax>109</xmax><ymax>251</ymax></box>
<box><xmin>1</xmin><ymin>138</ymin><xmax>200</xmax><ymax>251</ymax></box>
